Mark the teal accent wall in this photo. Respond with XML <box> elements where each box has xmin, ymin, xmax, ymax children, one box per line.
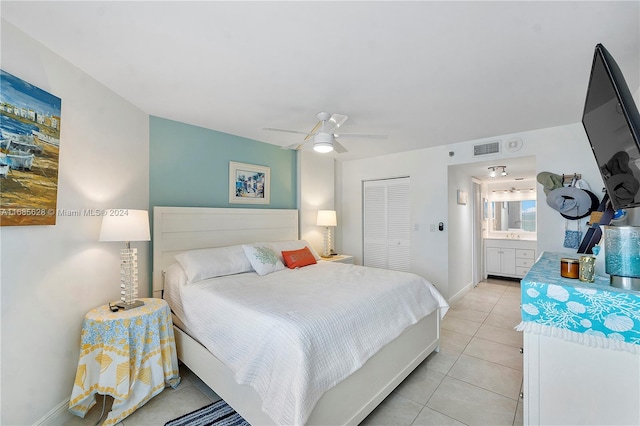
<box><xmin>150</xmin><ymin>116</ymin><xmax>297</xmax><ymax>210</ymax></box>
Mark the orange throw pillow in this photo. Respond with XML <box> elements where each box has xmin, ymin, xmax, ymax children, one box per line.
<box><xmin>282</xmin><ymin>246</ymin><xmax>317</xmax><ymax>269</ymax></box>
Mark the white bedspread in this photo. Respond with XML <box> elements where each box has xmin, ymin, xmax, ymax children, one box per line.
<box><xmin>171</xmin><ymin>261</ymin><xmax>448</xmax><ymax>425</ymax></box>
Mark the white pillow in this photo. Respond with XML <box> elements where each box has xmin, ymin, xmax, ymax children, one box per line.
<box><xmin>174</xmin><ymin>245</ymin><xmax>253</xmax><ymax>283</ymax></box>
<box><xmin>242</xmin><ymin>244</ymin><xmax>285</xmax><ymax>276</ymax></box>
<box><xmin>164</xmin><ymin>262</ymin><xmax>188</xmax><ymax>288</ymax></box>
<box><xmin>163</xmin><ymin>263</ymin><xmax>188</xmax><ymax>315</ymax></box>
<box><xmin>264</xmin><ymin>240</ymin><xmax>321</xmax><ymax>262</ymax></box>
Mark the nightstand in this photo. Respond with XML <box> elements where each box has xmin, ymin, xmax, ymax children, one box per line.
<box><xmin>322</xmin><ymin>254</ymin><xmax>354</xmax><ymax>264</ymax></box>
<box><xmin>69</xmin><ymin>298</ymin><xmax>180</xmax><ymax>425</ymax></box>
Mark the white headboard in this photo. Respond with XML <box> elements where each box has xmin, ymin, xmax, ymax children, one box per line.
<box><xmin>152</xmin><ymin>206</ymin><xmax>299</xmax><ymax>297</ymax></box>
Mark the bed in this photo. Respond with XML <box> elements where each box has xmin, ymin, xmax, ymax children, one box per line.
<box><xmin>152</xmin><ymin>206</ymin><xmax>448</xmax><ymax>425</ymax></box>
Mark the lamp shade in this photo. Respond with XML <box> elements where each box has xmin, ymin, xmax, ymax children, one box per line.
<box><xmin>99</xmin><ymin>209</ymin><xmax>151</xmax><ymax>242</ymax></box>
<box><xmin>317</xmin><ymin>210</ymin><xmax>337</xmax><ymax>227</ymax></box>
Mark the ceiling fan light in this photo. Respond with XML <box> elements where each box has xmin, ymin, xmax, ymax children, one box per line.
<box><xmin>313</xmin><ymin>132</ymin><xmax>334</xmax><ymax>153</ymax></box>
<box><xmin>314</xmin><ymin>142</ymin><xmax>333</xmax><ymax>153</ymax></box>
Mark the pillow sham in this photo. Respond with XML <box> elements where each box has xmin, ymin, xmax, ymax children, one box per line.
<box><xmin>174</xmin><ymin>245</ymin><xmax>253</xmax><ymax>283</ymax></box>
<box><xmin>282</xmin><ymin>247</ymin><xmax>317</xmax><ymax>269</ymax></box>
<box><xmin>165</xmin><ymin>262</ymin><xmax>189</xmax><ymax>287</ymax></box>
<box><xmin>267</xmin><ymin>240</ymin><xmax>322</xmax><ymax>262</ymax></box>
<box><xmin>242</xmin><ymin>244</ymin><xmax>285</xmax><ymax>276</ymax></box>
<box><xmin>163</xmin><ymin>263</ymin><xmax>188</xmax><ymax>314</ymax></box>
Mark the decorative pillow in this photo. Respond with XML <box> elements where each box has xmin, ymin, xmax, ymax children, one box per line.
<box><xmin>267</xmin><ymin>240</ymin><xmax>322</xmax><ymax>262</ymax></box>
<box><xmin>174</xmin><ymin>245</ymin><xmax>253</xmax><ymax>283</ymax></box>
<box><xmin>242</xmin><ymin>244</ymin><xmax>285</xmax><ymax>276</ymax></box>
<box><xmin>282</xmin><ymin>247</ymin><xmax>317</xmax><ymax>269</ymax></box>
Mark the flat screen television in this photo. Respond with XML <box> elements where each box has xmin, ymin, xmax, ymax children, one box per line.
<box><xmin>582</xmin><ymin>43</ymin><xmax>640</xmax><ymax>211</ymax></box>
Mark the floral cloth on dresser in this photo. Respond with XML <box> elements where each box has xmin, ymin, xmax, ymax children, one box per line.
<box><xmin>518</xmin><ymin>252</ymin><xmax>640</xmax><ymax>353</ymax></box>
<box><xmin>69</xmin><ymin>298</ymin><xmax>180</xmax><ymax>425</ymax></box>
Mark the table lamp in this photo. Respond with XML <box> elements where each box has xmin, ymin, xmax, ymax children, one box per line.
<box><xmin>317</xmin><ymin>210</ymin><xmax>337</xmax><ymax>258</ymax></box>
<box><xmin>99</xmin><ymin>209</ymin><xmax>150</xmax><ymax>310</ymax></box>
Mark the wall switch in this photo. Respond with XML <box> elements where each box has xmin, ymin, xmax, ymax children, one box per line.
<box><xmin>430</xmin><ymin>224</ymin><xmax>436</xmax><ymax>232</ymax></box>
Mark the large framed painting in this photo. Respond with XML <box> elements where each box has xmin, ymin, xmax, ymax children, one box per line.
<box><xmin>229</xmin><ymin>161</ymin><xmax>270</xmax><ymax>204</ymax></box>
<box><xmin>1</xmin><ymin>70</ymin><xmax>62</xmax><ymax>226</ymax></box>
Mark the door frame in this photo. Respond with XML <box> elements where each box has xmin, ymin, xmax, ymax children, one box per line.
<box><xmin>471</xmin><ymin>178</ymin><xmax>483</xmax><ymax>287</ymax></box>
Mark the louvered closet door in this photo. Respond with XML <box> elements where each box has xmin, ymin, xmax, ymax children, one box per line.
<box><xmin>363</xmin><ymin>177</ymin><xmax>411</xmax><ymax>272</ymax></box>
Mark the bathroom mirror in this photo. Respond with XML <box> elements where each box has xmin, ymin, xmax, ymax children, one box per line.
<box><xmin>491</xmin><ymin>200</ymin><xmax>536</xmax><ymax>232</ymax></box>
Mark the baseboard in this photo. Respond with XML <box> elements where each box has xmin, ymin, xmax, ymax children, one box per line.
<box><xmin>448</xmin><ymin>281</ymin><xmax>474</xmax><ymax>304</ymax></box>
<box><xmin>33</xmin><ymin>398</ymin><xmax>72</xmax><ymax>426</ymax></box>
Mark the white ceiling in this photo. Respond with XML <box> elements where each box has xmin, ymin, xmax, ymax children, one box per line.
<box><xmin>1</xmin><ymin>1</ymin><xmax>639</xmax><ymax>164</ymax></box>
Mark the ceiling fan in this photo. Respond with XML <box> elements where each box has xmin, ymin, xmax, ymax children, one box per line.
<box><xmin>263</xmin><ymin>112</ymin><xmax>387</xmax><ymax>153</ymax></box>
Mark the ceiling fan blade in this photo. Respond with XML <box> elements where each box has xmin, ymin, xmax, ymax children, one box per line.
<box><xmin>332</xmin><ymin>139</ymin><xmax>348</xmax><ymax>153</ymax></box>
<box><xmin>333</xmin><ymin>133</ymin><xmax>388</xmax><ymax>139</ymax></box>
<box><xmin>266</xmin><ymin>113</ymin><xmax>377</xmax><ymax>153</ymax></box>
<box><xmin>282</xmin><ymin>141</ymin><xmax>307</xmax><ymax>150</ymax></box>
<box><xmin>304</xmin><ymin>120</ymin><xmax>323</xmax><ymax>141</ymax></box>
<box><xmin>263</xmin><ymin>127</ymin><xmax>312</xmax><ymax>136</ymax></box>
<box><xmin>329</xmin><ymin>114</ymin><xmax>348</xmax><ymax>128</ymax></box>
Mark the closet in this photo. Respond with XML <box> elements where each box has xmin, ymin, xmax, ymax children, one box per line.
<box><xmin>363</xmin><ymin>177</ymin><xmax>411</xmax><ymax>272</ymax></box>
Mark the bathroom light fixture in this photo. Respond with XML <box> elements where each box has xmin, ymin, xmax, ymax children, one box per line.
<box><xmin>99</xmin><ymin>209</ymin><xmax>151</xmax><ymax>310</ymax></box>
<box><xmin>492</xmin><ymin>187</ymin><xmax>534</xmax><ymax>193</ymax></box>
<box><xmin>488</xmin><ymin>166</ymin><xmax>507</xmax><ymax>178</ymax></box>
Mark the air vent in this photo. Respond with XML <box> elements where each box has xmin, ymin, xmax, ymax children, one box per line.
<box><xmin>473</xmin><ymin>141</ymin><xmax>501</xmax><ymax>157</ymax></box>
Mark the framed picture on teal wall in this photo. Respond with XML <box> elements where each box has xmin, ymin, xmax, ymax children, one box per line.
<box><xmin>229</xmin><ymin>161</ymin><xmax>271</xmax><ymax>204</ymax></box>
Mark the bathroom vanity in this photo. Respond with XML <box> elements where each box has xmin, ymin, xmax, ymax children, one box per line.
<box><xmin>484</xmin><ymin>238</ymin><xmax>536</xmax><ymax>279</ymax></box>
<box><xmin>519</xmin><ymin>252</ymin><xmax>640</xmax><ymax>425</ymax></box>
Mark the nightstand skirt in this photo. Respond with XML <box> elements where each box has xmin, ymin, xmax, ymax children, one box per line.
<box><xmin>69</xmin><ymin>298</ymin><xmax>180</xmax><ymax>425</ymax></box>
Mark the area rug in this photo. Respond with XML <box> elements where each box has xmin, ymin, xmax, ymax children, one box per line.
<box><xmin>164</xmin><ymin>399</ymin><xmax>250</xmax><ymax>426</ymax></box>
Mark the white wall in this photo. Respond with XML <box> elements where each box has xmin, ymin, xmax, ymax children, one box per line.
<box><xmin>338</xmin><ymin>123</ymin><xmax>616</xmax><ymax>300</ymax></box>
<box><xmin>298</xmin><ymin>151</ymin><xmax>335</xmax><ymax>255</ymax></box>
<box><xmin>338</xmin><ymin>145</ymin><xmax>450</xmax><ymax>295</ymax></box>
<box><xmin>447</xmin><ymin>164</ymin><xmax>475</xmax><ymax>300</ymax></box>
<box><xmin>0</xmin><ymin>22</ymin><xmax>150</xmax><ymax>425</ymax></box>
<box><xmin>447</xmin><ymin>124</ymin><xmax>608</xmax><ymax>297</ymax></box>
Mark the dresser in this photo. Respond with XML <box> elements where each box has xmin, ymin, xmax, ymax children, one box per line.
<box><xmin>519</xmin><ymin>252</ymin><xmax>640</xmax><ymax>425</ymax></box>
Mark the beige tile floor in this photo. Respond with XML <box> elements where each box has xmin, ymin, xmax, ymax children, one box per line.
<box><xmin>65</xmin><ymin>278</ymin><xmax>523</xmax><ymax>426</ymax></box>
